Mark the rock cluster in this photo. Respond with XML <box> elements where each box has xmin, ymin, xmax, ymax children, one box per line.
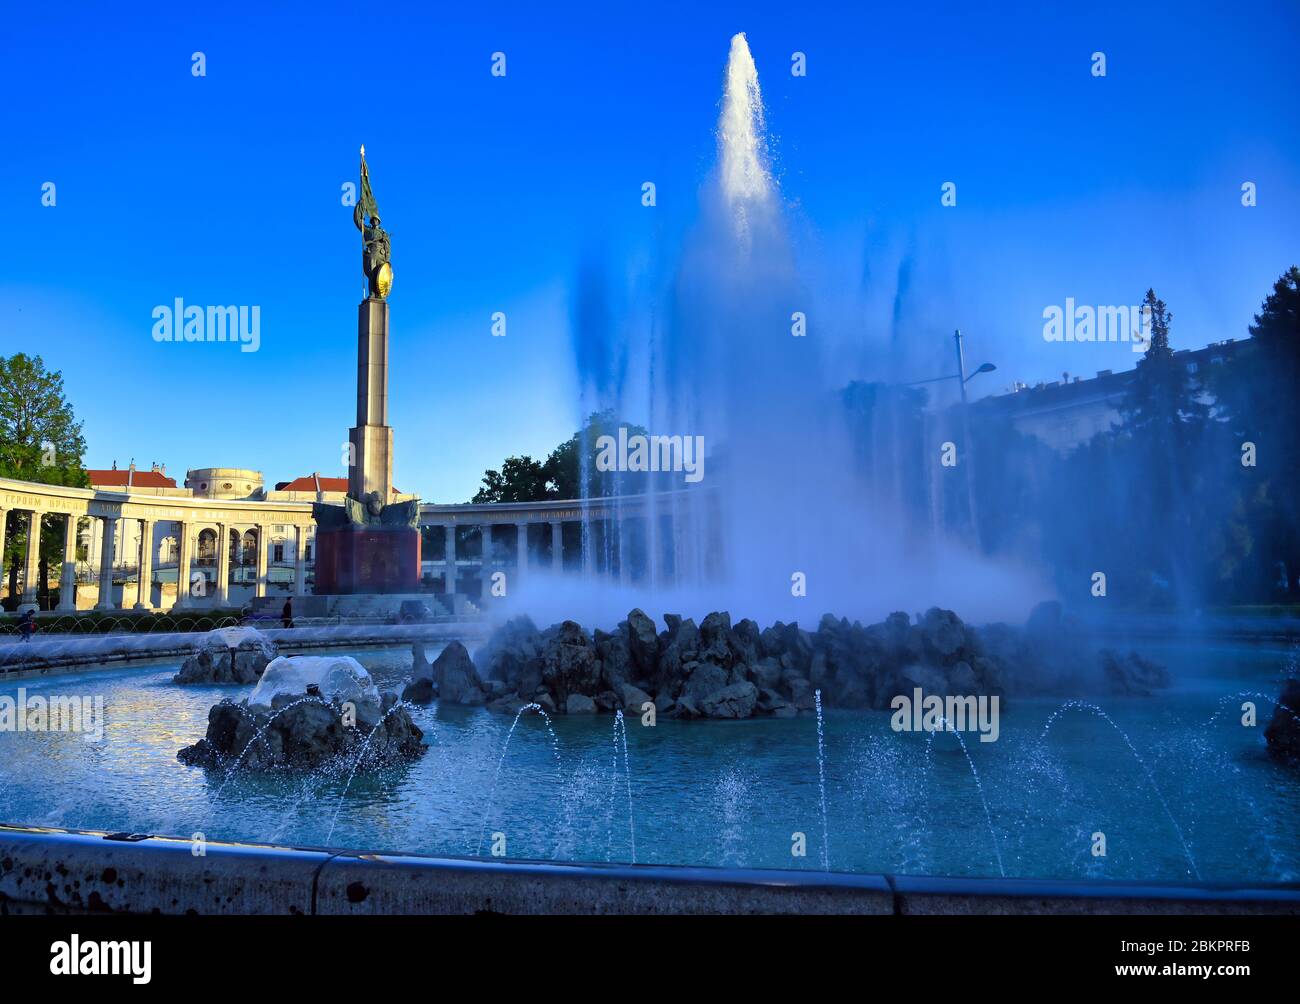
<box><xmin>177</xmin><ymin>655</ymin><xmax>424</xmax><ymax>770</ymax></box>
<box><xmin>174</xmin><ymin>628</ymin><xmax>276</xmax><ymax>685</ymax></box>
<box><xmin>1098</xmin><ymin>648</ymin><xmax>1172</xmax><ymax>697</ymax></box>
<box><xmin>177</xmin><ymin>692</ymin><xmax>425</xmax><ymax>770</ymax></box>
<box><xmin>428</xmin><ymin>602</ymin><xmax>1169</xmax><ymax>720</ymax></box>
<box><xmin>401</xmin><ymin>641</ymin><xmax>506</xmax><ymax>706</ymax></box>
<box><xmin>1264</xmin><ymin>678</ymin><xmax>1300</xmax><ymax>764</ymax></box>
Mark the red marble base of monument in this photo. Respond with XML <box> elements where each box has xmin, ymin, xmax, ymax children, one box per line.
<box><xmin>313</xmin><ymin>525</ymin><xmax>422</xmax><ymax>594</ymax></box>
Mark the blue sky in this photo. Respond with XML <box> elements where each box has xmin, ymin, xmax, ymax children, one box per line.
<box><xmin>2</xmin><ymin>0</ymin><xmax>1297</xmax><ymax>501</ymax></box>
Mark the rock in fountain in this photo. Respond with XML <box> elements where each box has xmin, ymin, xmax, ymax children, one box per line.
<box><xmin>453</xmin><ymin>604</ymin><xmax>1171</xmax><ymax>721</ymax></box>
<box><xmin>1098</xmin><ymin>648</ymin><xmax>1172</xmax><ymax>697</ymax></box>
<box><xmin>173</xmin><ymin>626</ymin><xmax>278</xmax><ymax>685</ymax></box>
<box><xmin>979</xmin><ymin>601</ymin><xmax>1172</xmax><ymax>698</ymax></box>
<box><xmin>178</xmin><ymin>655</ymin><xmax>424</xmax><ymax>770</ymax></box>
<box><xmin>1264</xmin><ymin>678</ymin><xmax>1300</xmax><ymax>764</ymax></box>
<box><xmin>401</xmin><ymin>641</ymin><xmax>489</xmax><ymax>706</ymax></box>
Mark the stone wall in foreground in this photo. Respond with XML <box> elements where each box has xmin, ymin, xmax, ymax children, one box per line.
<box><xmin>1</xmin><ymin>825</ymin><xmax>1295</xmax><ymax>916</ymax></box>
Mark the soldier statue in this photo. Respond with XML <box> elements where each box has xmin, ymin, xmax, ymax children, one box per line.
<box><xmin>353</xmin><ymin>145</ymin><xmax>393</xmax><ymax>299</ymax></box>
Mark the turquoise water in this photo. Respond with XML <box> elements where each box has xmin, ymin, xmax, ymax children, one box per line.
<box><xmin>0</xmin><ymin>641</ymin><xmax>1297</xmax><ymax>882</ymax></box>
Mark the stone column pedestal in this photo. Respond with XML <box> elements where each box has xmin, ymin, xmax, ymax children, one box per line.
<box><xmin>215</xmin><ymin>524</ymin><xmax>230</xmax><ymax>607</ymax></box>
<box><xmin>254</xmin><ymin>524</ymin><xmax>268</xmax><ymax>599</ymax></box>
<box><xmin>349</xmin><ymin>298</ymin><xmax>394</xmax><ymax>503</ymax></box>
<box><xmin>445</xmin><ymin>525</ymin><xmax>457</xmax><ymax>594</ymax></box>
<box><xmin>134</xmin><ymin>518</ymin><xmax>155</xmax><ymax>610</ymax></box>
<box><xmin>95</xmin><ymin>517</ymin><xmax>118</xmax><ymax>611</ymax></box>
<box><xmin>174</xmin><ymin>521</ymin><xmax>193</xmax><ymax>609</ymax></box>
<box><xmin>20</xmin><ymin>510</ymin><xmax>43</xmax><ymax>609</ymax></box>
<box><xmin>294</xmin><ymin>526</ymin><xmax>309</xmax><ymax>596</ymax></box>
<box><xmin>58</xmin><ymin>515</ymin><xmax>79</xmax><ymax>612</ymax></box>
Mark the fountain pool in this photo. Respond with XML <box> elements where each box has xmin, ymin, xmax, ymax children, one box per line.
<box><xmin>1</xmin><ymin>639</ymin><xmax>1297</xmax><ymax>883</ymax></box>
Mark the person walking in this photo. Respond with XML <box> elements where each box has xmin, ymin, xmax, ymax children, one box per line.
<box><xmin>281</xmin><ymin>596</ymin><xmax>294</xmax><ymax>629</ymax></box>
<box><xmin>18</xmin><ymin>609</ymin><xmax>37</xmax><ymax>643</ymax></box>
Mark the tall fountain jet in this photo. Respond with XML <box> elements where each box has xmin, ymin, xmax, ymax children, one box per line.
<box><xmin>555</xmin><ymin>31</ymin><xmax>1045</xmax><ymax>629</ymax></box>
<box><xmin>719</xmin><ymin>33</ymin><xmax>773</xmax><ymax>210</ymax></box>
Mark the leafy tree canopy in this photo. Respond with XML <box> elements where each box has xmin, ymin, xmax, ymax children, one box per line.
<box><xmin>0</xmin><ymin>353</ymin><xmax>89</xmax><ymax>487</ymax></box>
<box><xmin>471</xmin><ymin>410</ymin><xmax>650</xmax><ymax>503</ymax></box>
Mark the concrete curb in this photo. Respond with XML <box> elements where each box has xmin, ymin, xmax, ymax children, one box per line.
<box><xmin>0</xmin><ymin>622</ymin><xmax>485</xmax><ymax>678</ymax></box>
<box><xmin>1</xmin><ymin>824</ymin><xmax>1296</xmax><ymax>915</ymax></box>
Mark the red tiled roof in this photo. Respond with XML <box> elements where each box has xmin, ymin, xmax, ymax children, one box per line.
<box><xmin>87</xmin><ymin>469</ymin><xmax>178</xmax><ymax>489</ymax></box>
<box><xmin>273</xmin><ymin>475</ymin><xmax>401</xmax><ymax>495</ymax></box>
<box><xmin>276</xmin><ymin>475</ymin><xmax>348</xmax><ymax>492</ymax></box>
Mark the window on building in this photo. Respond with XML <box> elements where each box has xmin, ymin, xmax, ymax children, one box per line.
<box><xmin>274</xmin><ymin>544</ymin><xmax>285</xmax><ymax>562</ymax></box>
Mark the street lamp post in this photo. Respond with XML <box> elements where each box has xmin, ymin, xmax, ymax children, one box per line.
<box><xmin>902</xmin><ymin>330</ymin><xmax>997</xmax><ymax>544</ymax></box>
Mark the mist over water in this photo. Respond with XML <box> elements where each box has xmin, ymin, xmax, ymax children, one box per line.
<box><xmin>529</xmin><ymin>32</ymin><xmax>1049</xmax><ymax>631</ymax></box>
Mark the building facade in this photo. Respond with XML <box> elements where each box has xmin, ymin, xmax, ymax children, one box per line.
<box><xmin>0</xmin><ymin>474</ymin><xmax>687</xmax><ymax>615</ymax></box>
<box><xmin>973</xmin><ymin>338</ymin><xmax>1249</xmax><ymax>453</ymax></box>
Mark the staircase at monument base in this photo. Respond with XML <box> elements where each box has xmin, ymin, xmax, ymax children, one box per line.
<box><xmin>244</xmin><ymin>592</ymin><xmax>471</xmax><ymax>623</ymax></box>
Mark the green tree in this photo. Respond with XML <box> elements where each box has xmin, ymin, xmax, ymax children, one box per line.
<box><xmin>469</xmin><ymin>410</ymin><xmax>652</xmax><ymax>503</ymax></box>
<box><xmin>1210</xmin><ymin>266</ymin><xmax>1300</xmax><ymax>599</ymax></box>
<box><xmin>1123</xmin><ymin>289</ymin><xmax>1209</xmax><ymax>432</ymax></box>
<box><xmin>544</xmin><ymin>410</ymin><xmax>651</xmax><ymax>499</ymax></box>
<box><xmin>471</xmin><ymin>455</ymin><xmax>552</xmax><ymax>504</ymax></box>
<box><xmin>0</xmin><ymin>353</ymin><xmax>89</xmax><ymax>485</ymax></box>
<box><xmin>1115</xmin><ymin>289</ymin><xmax>1211</xmax><ymax>608</ymax></box>
<box><xmin>0</xmin><ymin>354</ymin><xmax>90</xmax><ymax>608</ymax></box>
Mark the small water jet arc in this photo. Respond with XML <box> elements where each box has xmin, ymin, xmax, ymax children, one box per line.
<box><xmin>814</xmin><ymin>689</ymin><xmax>830</xmax><ymax>870</ymax></box>
<box><xmin>1041</xmin><ymin>700</ymin><xmax>1201</xmax><ymax>880</ymax></box>
<box><xmin>611</xmin><ymin>709</ymin><xmax>636</xmax><ymax>863</ymax></box>
<box><xmin>1204</xmin><ymin>689</ymin><xmax>1300</xmax><ymax>728</ymax></box>
<box><xmin>474</xmin><ymin>702</ymin><xmax>562</xmax><ymax>857</ymax></box>
<box><xmin>325</xmin><ymin>699</ymin><xmax>421</xmax><ymax>844</ymax></box>
<box><xmin>209</xmin><ymin>695</ymin><xmax>331</xmax><ymax>796</ymax></box>
<box><xmin>924</xmin><ymin>719</ymin><xmax>1006</xmax><ymax>878</ymax></box>
<box><xmin>181</xmin><ymin>657</ymin><xmax>424</xmax><ymax>786</ymax></box>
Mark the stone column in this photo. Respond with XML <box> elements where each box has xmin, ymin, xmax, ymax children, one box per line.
<box><xmin>0</xmin><ymin>507</ymin><xmax>8</xmax><ymax>603</ymax></box>
<box><xmin>350</xmin><ymin>298</ymin><xmax>394</xmax><ymax>503</ymax></box>
<box><xmin>84</xmin><ymin>513</ymin><xmax>98</xmax><ymax>572</ymax></box>
<box><xmin>215</xmin><ymin>523</ymin><xmax>230</xmax><ymax>606</ymax></box>
<box><xmin>134</xmin><ymin>518</ymin><xmax>155</xmax><ymax>610</ymax></box>
<box><xmin>254</xmin><ymin>524</ymin><xmax>268</xmax><ymax>599</ymax></box>
<box><xmin>21</xmin><ymin>510</ymin><xmax>44</xmax><ymax>608</ymax></box>
<box><xmin>294</xmin><ymin>525</ymin><xmax>308</xmax><ymax>596</ymax></box>
<box><xmin>551</xmin><ymin>521</ymin><xmax>562</xmax><ymax>572</ymax></box>
<box><xmin>95</xmin><ymin>516</ymin><xmax>118</xmax><ymax>610</ymax></box>
<box><xmin>174</xmin><ymin>521</ymin><xmax>193</xmax><ymax>609</ymax></box>
<box><xmin>445</xmin><ymin>525</ymin><xmax>457</xmax><ymax>594</ymax></box>
<box><xmin>58</xmin><ymin>515</ymin><xmax>79</xmax><ymax>612</ymax></box>
<box><xmin>515</xmin><ymin>523</ymin><xmax>527</xmax><ymax>581</ymax></box>
<box><xmin>581</xmin><ymin>519</ymin><xmax>594</xmax><ymax>577</ymax></box>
